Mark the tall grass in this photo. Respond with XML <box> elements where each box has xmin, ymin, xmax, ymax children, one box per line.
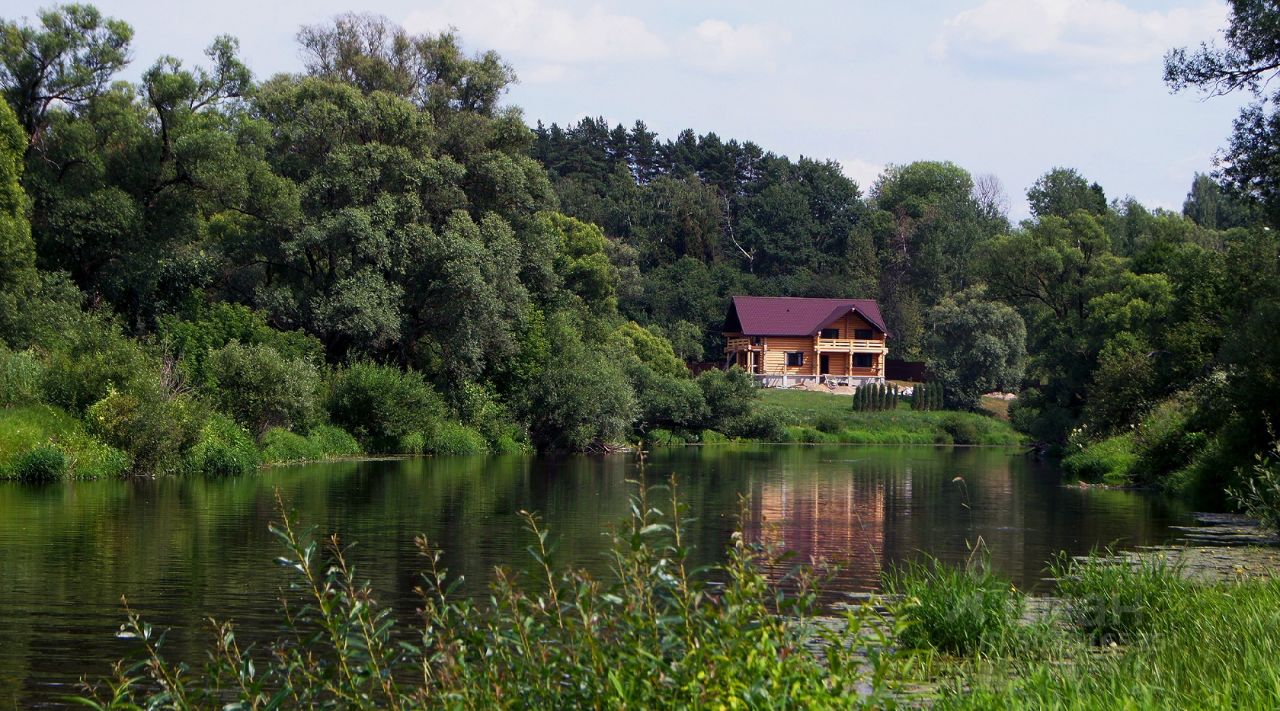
<box><xmin>0</xmin><ymin>404</ymin><xmax>129</xmax><ymax>479</ymax></box>
<box><xmin>938</xmin><ymin>572</ymin><xmax>1280</xmax><ymax>709</ymax></box>
<box><xmin>1051</xmin><ymin>551</ymin><xmax>1184</xmax><ymax>645</ymax></box>
<box><xmin>884</xmin><ymin>552</ymin><xmax>1032</xmax><ymax>658</ymax></box>
<box><xmin>80</xmin><ymin>479</ymin><xmax>895</xmax><ymax>709</ymax></box>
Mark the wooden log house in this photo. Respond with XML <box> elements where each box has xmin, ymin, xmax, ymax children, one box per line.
<box><xmin>722</xmin><ymin>296</ymin><xmax>890</xmax><ymax>386</ymax></box>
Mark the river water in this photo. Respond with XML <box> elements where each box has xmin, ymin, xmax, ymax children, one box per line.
<box><xmin>0</xmin><ymin>445</ymin><xmax>1193</xmax><ymax>707</ymax></box>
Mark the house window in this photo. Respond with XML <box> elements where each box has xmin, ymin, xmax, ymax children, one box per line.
<box><xmin>786</xmin><ymin>352</ymin><xmax>805</xmax><ymax>367</ymax></box>
<box><xmin>820</xmin><ymin>328</ymin><xmax>840</xmax><ymax>339</ymax></box>
<box><xmin>854</xmin><ymin>353</ymin><xmax>873</xmax><ymax>368</ymax></box>
<box><xmin>854</xmin><ymin>329</ymin><xmax>874</xmax><ymax>340</ymax></box>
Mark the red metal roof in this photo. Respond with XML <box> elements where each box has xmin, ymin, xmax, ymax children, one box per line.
<box><xmin>725</xmin><ymin>296</ymin><xmax>890</xmax><ymax>337</ymax></box>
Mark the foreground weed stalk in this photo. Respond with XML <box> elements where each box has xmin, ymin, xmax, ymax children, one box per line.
<box><xmin>78</xmin><ymin>479</ymin><xmax>895</xmax><ymax>709</ymax></box>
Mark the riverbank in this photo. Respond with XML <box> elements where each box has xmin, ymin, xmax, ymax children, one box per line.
<box><xmin>646</xmin><ymin>389</ymin><xmax>1024</xmax><ymax>447</ymax></box>
<box><xmin>0</xmin><ymin>403</ymin><xmax>369</xmax><ymax>480</ymax></box>
<box><xmin>70</xmin><ymin>479</ymin><xmax>1280</xmax><ymax>709</ymax></box>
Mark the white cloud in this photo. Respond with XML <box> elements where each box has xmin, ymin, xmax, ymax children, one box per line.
<box><xmin>839</xmin><ymin>158</ymin><xmax>885</xmax><ymax>191</ymax></box>
<box><xmin>936</xmin><ymin>0</ymin><xmax>1225</xmax><ymax>73</ymax></box>
<box><xmin>680</xmin><ymin>19</ymin><xmax>791</xmax><ymax>73</ymax></box>
<box><xmin>523</xmin><ymin>64</ymin><xmax>571</xmax><ymax>84</ymax></box>
<box><xmin>405</xmin><ymin>0</ymin><xmax>667</xmax><ymax>67</ymax></box>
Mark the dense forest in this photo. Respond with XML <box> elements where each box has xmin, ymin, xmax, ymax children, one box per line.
<box><xmin>1</xmin><ymin>4</ymin><xmax>1280</xmax><ymax>509</ymax></box>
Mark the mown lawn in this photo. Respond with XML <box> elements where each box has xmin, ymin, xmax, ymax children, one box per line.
<box><xmin>755</xmin><ymin>388</ymin><xmax>1024</xmax><ymax>446</ymax></box>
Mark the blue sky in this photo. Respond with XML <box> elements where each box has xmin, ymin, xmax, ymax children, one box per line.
<box><xmin>29</xmin><ymin>0</ymin><xmax>1248</xmax><ymax>218</ymax></box>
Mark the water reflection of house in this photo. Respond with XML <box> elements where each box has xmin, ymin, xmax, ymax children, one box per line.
<box><xmin>742</xmin><ymin>473</ymin><xmax>890</xmax><ymax>592</ymax></box>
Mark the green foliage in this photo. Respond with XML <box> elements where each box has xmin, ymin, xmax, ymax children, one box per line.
<box><xmin>1051</xmin><ymin>552</ymin><xmax>1185</xmax><ymax>645</ymax></box>
<box><xmin>518</xmin><ymin>314</ymin><xmax>637</xmax><ymax>451</ymax></box>
<box><xmin>0</xmin><ymin>404</ymin><xmax>129</xmax><ymax>479</ymax></box>
<box><xmin>86</xmin><ymin>380</ymin><xmax>203</xmax><ymax>475</ymax></box>
<box><xmin>398</xmin><ymin>431</ymin><xmax>425</xmax><ymax>456</ymax></box>
<box><xmin>327</xmin><ymin>362</ymin><xmax>445</xmax><ymax>454</ymax></box>
<box><xmin>40</xmin><ymin>317</ymin><xmax>151</xmax><ymax>414</ymax></box>
<box><xmin>0</xmin><ymin>346</ymin><xmax>43</xmax><ymax>406</ymax></box>
<box><xmin>925</xmin><ymin>288</ymin><xmax>1026</xmax><ymax>411</ymax></box>
<box><xmin>854</xmin><ymin>382</ymin><xmax>901</xmax><ymax>412</ymax></box>
<box><xmin>939</xmin><ymin>573</ymin><xmax>1280</xmax><ymax>709</ymax></box>
<box><xmin>0</xmin><ymin>4</ymin><xmax>133</xmax><ymax>138</ymax></box>
<box><xmin>1026</xmin><ymin>167</ymin><xmax>1107</xmax><ymax>219</ymax></box>
<box><xmin>696</xmin><ymin>366</ymin><xmax>757</xmax><ymax>433</ymax></box>
<box><xmin>258</xmin><ymin>425</ymin><xmax>360</xmax><ymax>465</ymax></box>
<box><xmin>643</xmin><ymin>427</ymin><xmax>685</xmax><ymax>446</ymax></box>
<box><xmin>1230</xmin><ymin>441</ymin><xmax>1280</xmax><ymax>532</ymax></box>
<box><xmin>761</xmin><ymin>389</ymin><xmax>1022</xmax><ymax>445</ymax></box>
<box><xmin>9</xmin><ymin>442</ymin><xmax>67</xmax><ymax>481</ymax></box>
<box><xmin>699</xmin><ymin>429</ymin><xmax>729</xmax><ymax>444</ymax></box>
<box><xmin>885</xmin><ymin>555</ymin><xmax>1027</xmax><ymax>657</ymax></box>
<box><xmin>424</xmin><ymin>421</ymin><xmax>488</xmax><ymax>455</ymax></box>
<box><xmin>938</xmin><ymin>413</ymin><xmax>983</xmax><ymax>446</ymax></box>
<box><xmin>0</xmin><ymin>99</ymin><xmax>34</xmax><ymax>296</ymax></box>
<box><xmin>83</xmin><ymin>481</ymin><xmax>889</xmax><ymax>708</ymax></box>
<box><xmin>206</xmin><ymin>342</ymin><xmax>320</xmax><ymax>435</ymax></box>
<box><xmin>185</xmin><ymin>414</ymin><xmax>259</xmax><ymax>478</ymax></box>
<box><xmin>812</xmin><ymin>412</ymin><xmax>845</xmax><ymax>434</ymax></box>
<box><xmin>911</xmin><ymin>382</ymin><xmax>945</xmax><ymax>412</ymax></box>
<box><xmin>158</xmin><ymin>302</ymin><xmax>322</xmax><ymax>388</ymax></box>
<box><xmin>1061</xmin><ymin>433</ymin><xmax>1138</xmax><ymax>484</ymax></box>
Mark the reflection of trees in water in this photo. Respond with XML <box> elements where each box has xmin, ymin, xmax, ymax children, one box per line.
<box><xmin>0</xmin><ymin>446</ymin><xmax>1197</xmax><ymax>706</ymax></box>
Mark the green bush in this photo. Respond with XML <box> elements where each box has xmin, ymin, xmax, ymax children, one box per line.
<box><xmin>812</xmin><ymin>412</ymin><xmax>845</xmax><ymax>434</ymax></box>
<box><xmin>259</xmin><ymin>429</ymin><xmax>318</xmax><ymax>464</ymax></box>
<box><xmin>491</xmin><ymin>434</ymin><xmax>526</xmax><ymax>454</ymax></box>
<box><xmin>41</xmin><ymin>321</ymin><xmax>151</xmax><ymax>413</ymax></box>
<box><xmin>453</xmin><ymin>381</ymin><xmax>525</xmax><ymax>451</ymax></box>
<box><xmin>0</xmin><ymin>346</ymin><xmax>43</xmax><ymax>406</ymax></box>
<box><xmin>939</xmin><ymin>413</ymin><xmax>982</xmax><ymax>445</ymax></box>
<box><xmin>10</xmin><ymin>442</ymin><xmax>67</xmax><ymax>481</ymax></box>
<box><xmin>328</xmin><ymin>362</ymin><xmax>445</xmax><ymax>453</ymax></box>
<box><xmin>519</xmin><ymin>324</ymin><xmax>638</xmax><ymax>451</ymax></box>
<box><xmin>86</xmin><ymin>380</ymin><xmax>204</xmax><ymax>475</ymax></box>
<box><xmin>158</xmin><ymin>302</ymin><xmax>323</xmax><ymax>388</ymax></box>
<box><xmin>207</xmin><ymin>342</ymin><xmax>320</xmax><ymax>435</ymax></box>
<box><xmin>1230</xmin><ymin>441</ymin><xmax>1280</xmax><ymax>532</ymax></box>
<box><xmin>0</xmin><ymin>404</ymin><xmax>129</xmax><ymax>479</ymax></box>
<box><xmin>259</xmin><ymin>425</ymin><xmax>363</xmax><ymax>465</ymax></box>
<box><xmin>783</xmin><ymin>426</ymin><xmax>835</xmax><ymax>444</ymax></box>
<box><xmin>398</xmin><ymin>431</ymin><xmax>425</xmax><ymax>455</ymax></box>
<box><xmin>186</xmin><ymin>414</ymin><xmax>260</xmax><ymax>477</ymax></box>
<box><xmin>885</xmin><ymin>555</ymin><xmax>1026</xmax><ymax>657</ymax></box>
<box><xmin>728</xmin><ymin>408</ymin><xmax>787</xmax><ymax>441</ymax></box>
<box><xmin>1130</xmin><ymin>393</ymin><xmax>1202</xmax><ymax>485</ymax></box>
<box><xmin>1051</xmin><ymin>551</ymin><xmax>1185</xmax><ymax>645</ymax></box>
<box><xmin>1062</xmin><ymin>433</ymin><xmax>1137</xmax><ymax>484</ymax></box>
<box><xmin>424</xmin><ymin>421</ymin><xmax>488</xmax><ymax>455</ymax></box>
<box><xmin>644</xmin><ymin>428</ymin><xmax>684</xmax><ymax>446</ymax></box>
<box><xmin>700</xmin><ymin>429</ymin><xmax>729</xmax><ymax>444</ymax></box>
<box><xmin>697</xmin><ymin>366</ymin><xmax>756</xmax><ymax>432</ymax></box>
<box><xmin>306</xmin><ymin>425</ymin><xmax>362</xmax><ymax>458</ymax></box>
<box><xmin>58</xmin><ymin>430</ymin><xmax>130</xmax><ymax>478</ymax></box>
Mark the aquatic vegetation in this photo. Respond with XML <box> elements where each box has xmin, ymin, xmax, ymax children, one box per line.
<box><xmin>81</xmin><ymin>480</ymin><xmax>895</xmax><ymax>709</ymax></box>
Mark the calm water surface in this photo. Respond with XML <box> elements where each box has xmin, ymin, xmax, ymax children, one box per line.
<box><xmin>0</xmin><ymin>445</ymin><xmax>1194</xmax><ymax>707</ymax></box>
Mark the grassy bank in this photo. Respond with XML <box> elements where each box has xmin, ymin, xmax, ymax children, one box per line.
<box><xmin>81</xmin><ymin>477</ymin><xmax>1279</xmax><ymax>709</ymax></box>
<box><xmin>757</xmin><ymin>388</ymin><xmax>1024</xmax><ymax>446</ymax></box>
<box><xmin>889</xmin><ymin>552</ymin><xmax>1280</xmax><ymax>709</ymax></box>
<box><xmin>0</xmin><ymin>404</ymin><xmax>367</xmax><ymax>480</ymax></box>
<box><xmin>0</xmin><ymin>405</ymin><xmax>129</xmax><ymax>480</ymax></box>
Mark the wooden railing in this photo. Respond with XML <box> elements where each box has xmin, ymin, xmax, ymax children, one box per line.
<box><xmin>725</xmin><ymin>337</ymin><xmax>753</xmax><ymax>351</ymax></box>
<box><xmin>815</xmin><ymin>338</ymin><xmax>885</xmax><ymax>352</ymax></box>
